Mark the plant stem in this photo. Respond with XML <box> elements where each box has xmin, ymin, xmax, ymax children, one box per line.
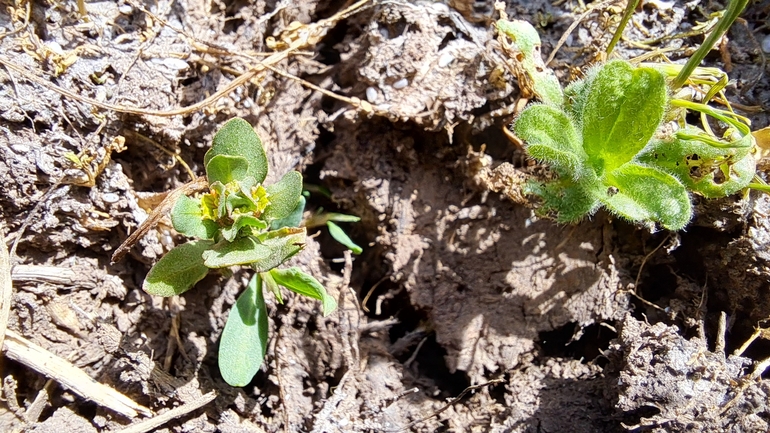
<box><xmin>606</xmin><ymin>0</ymin><xmax>641</xmax><ymax>56</ymax></box>
<box><xmin>671</xmin><ymin>0</ymin><xmax>749</xmax><ymax>90</ymax></box>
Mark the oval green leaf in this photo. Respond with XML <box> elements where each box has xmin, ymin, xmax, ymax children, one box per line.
<box><xmin>171</xmin><ymin>195</ymin><xmax>218</xmax><ymax>240</ymax></box>
<box><xmin>601</xmin><ymin>163</ymin><xmax>692</xmax><ymax>231</ymax></box>
<box><xmin>264</xmin><ymin>171</ymin><xmax>303</xmax><ymax>222</ymax></box>
<box><xmin>206</xmin><ymin>154</ymin><xmax>250</xmax><ymax>185</ymax></box>
<box><xmin>202</xmin><ymin>237</ymin><xmax>271</xmax><ymax>268</ymax></box>
<box><xmin>270</xmin><ymin>196</ymin><xmax>306</xmax><ymax>230</ymax></box>
<box><xmin>219</xmin><ymin>273</ymin><xmax>268</xmax><ymax>387</ymax></box>
<box><xmin>582</xmin><ymin>60</ymin><xmax>667</xmax><ymax>171</ymax></box>
<box><xmin>204</xmin><ymin>118</ymin><xmax>268</xmax><ymax>184</ymax></box>
<box><xmin>514</xmin><ymin>104</ymin><xmax>585</xmax><ymax>179</ymax></box>
<box><xmin>144</xmin><ymin>240</ymin><xmax>214</xmax><ymax>296</ymax></box>
<box><xmin>269</xmin><ymin>267</ymin><xmax>337</xmax><ymax>316</ymax></box>
<box><xmin>250</xmin><ymin>228</ymin><xmax>306</xmax><ymax>272</ymax></box>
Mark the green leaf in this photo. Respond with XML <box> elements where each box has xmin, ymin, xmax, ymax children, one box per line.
<box><xmin>637</xmin><ymin>128</ymin><xmax>756</xmax><ymax>198</ymax></box>
<box><xmin>171</xmin><ymin>195</ymin><xmax>218</xmax><ymax>240</ymax></box>
<box><xmin>601</xmin><ymin>163</ymin><xmax>692</xmax><ymax>230</ymax></box>
<box><xmin>514</xmin><ymin>104</ymin><xmax>586</xmax><ymax>178</ymax></box>
<box><xmin>327</xmin><ymin>221</ymin><xmax>362</xmax><ymax>254</ymax></box>
<box><xmin>205</xmin><ymin>118</ymin><xmax>268</xmax><ymax>184</ymax></box>
<box><xmin>251</xmin><ymin>228</ymin><xmax>307</xmax><ymax>272</ymax></box>
<box><xmin>324</xmin><ymin>213</ymin><xmax>361</xmax><ymax>223</ymax></box>
<box><xmin>206</xmin><ymin>154</ymin><xmax>250</xmax><ymax>185</ymax></box>
<box><xmin>270</xmin><ymin>196</ymin><xmax>306</xmax><ymax>230</ymax></box>
<box><xmin>219</xmin><ymin>273</ymin><xmax>268</xmax><ymax>387</ymax></box>
<box><xmin>525</xmin><ymin>178</ymin><xmax>601</xmax><ymax>224</ymax></box>
<box><xmin>269</xmin><ymin>267</ymin><xmax>337</xmax><ymax>316</ymax></box>
<box><xmin>264</xmin><ymin>171</ymin><xmax>303</xmax><ymax>222</ymax></box>
<box><xmin>144</xmin><ymin>240</ymin><xmax>214</xmax><ymax>296</ymax></box>
<box><xmin>221</xmin><ymin>214</ymin><xmax>268</xmax><ymax>242</ymax></box>
<box><xmin>202</xmin><ymin>237</ymin><xmax>271</xmax><ymax>268</ymax></box>
<box><xmin>582</xmin><ymin>60</ymin><xmax>667</xmax><ymax>171</ymax></box>
<box><xmin>261</xmin><ymin>270</ymin><xmax>283</xmax><ymax>304</ymax></box>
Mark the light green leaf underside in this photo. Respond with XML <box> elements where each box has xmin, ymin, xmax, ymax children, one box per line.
<box><xmin>327</xmin><ymin>221</ymin><xmax>362</xmax><ymax>255</ymax></box>
<box><xmin>219</xmin><ymin>273</ymin><xmax>268</xmax><ymax>387</ymax></box>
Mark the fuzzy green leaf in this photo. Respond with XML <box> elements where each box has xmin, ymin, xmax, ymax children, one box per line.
<box><xmin>601</xmin><ymin>163</ymin><xmax>692</xmax><ymax>230</ymax></box>
<box><xmin>202</xmin><ymin>237</ymin><xmax>271</xmax><ymax>268</ymax></box>
<box><xmin>264</xmin><ymin>171</ymin><xmax>303</xmax><ymax>222</ymax></box>
<box><xmin>582</xmin><ymin>60</ymin><xmax>667</xmax><ymax>171</ymax></box>
<box><xmin>270</xmin><ymin>196</ymin><xmax>306</xmax><ymax>230</ymax></box>
<box><xmin>269</xmin><ymin>267</ymin><xmax>337</xmax><ymax>316</ymax></box>
<box><xmin>327</xmin><ymin>221</ymin><xmax>362</xmax><ymax>254</ymax></box>
<box><xmin>219</xmin><ymin>273</ymin><xmax>268</xmax><ymax>387</ymax></box>
<box><xmin>171</xmin><ymin>195</ymin><xmax>218</xmax><ymax>240</ymax></box>
<box><xmin>514</xmin><ymin>104</ymin><xmax>586</xmax><ymax>178</ymax></box>
<box><xmin>637</xmin><ymin>128</ymin><xmax>755</xmax><ymax>198</ymax></box>
<box><xmin>206</xmin><ymin>154</ymin><xmax>250</xmax><ymax>185</ymax></box>
<box><xmin>205</xmin><ymin>118</ymin><xmax>268</xmax><ymax>184</ymax></box>
<box><xmin>250</xmin><ymin>228</ymin><xmax>306</xmax><ymax>272</ymax></box>
<box><xmin>524</xmin><ymin>178</ymin><xmax>601</xmax><ymax>223</ymax></box>
<box><xmin>144</xmin><ymin>240</ymin><xmax>214</xmax><ymax>296</ymax></box>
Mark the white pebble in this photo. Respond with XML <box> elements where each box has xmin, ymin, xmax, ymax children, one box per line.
<box><xmin>438</xmin><ymin>51</ymin><xmax>454</xmax><ymax>68</ymax></box>
<box><xmin>365</xmin><ymin>86</ymin><xmax>378</xmax><ymax>102</ymax></box>
<box><xmin>102</xmin><ymin>193</ymin><xmax>120</xmax><ymax>204</ymax></box>
<box><xmin>763</xmin><ymin>34</ymin><xmax>770</xmax><ymax>54</ymax></box>
<box><xmin>118</xmin><ymin>4</ymin><xmax>133</xmax><ymax>14</ymax></box>
<box><xmin>393</xmin><ymin>78</ymin><xmax>408</xmax><ymax>89</ymax></box>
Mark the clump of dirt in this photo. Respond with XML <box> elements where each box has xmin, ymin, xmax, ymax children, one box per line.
<box><xmin>1</xmin><ymin>0</ymin><xmax>770</xmax><ymax>432</ymax></box>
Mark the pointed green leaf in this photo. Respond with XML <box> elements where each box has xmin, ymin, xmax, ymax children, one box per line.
<box><xmin>637</xmin><ymin>128</ymin><xmax>756</xmax><ymax>198</ymax></box>
<box><xmin>205</xmin><ymin>118</ymin><xmax>268</xmax><ymax>184</ymax></box>
<box><xmin>144</xmin><ymin>240</ymin><xmax>214</xmax><ymax>296</ymax></box>
<box><xmin>264</xmin><ymin>171</ymin><xmax>303</xmax><ymax>222</ymax></box>
<box><xmin>269</xmin><ymin>267</ymin><xmax>337</xmax><ymax>316</ymax></box>
<box><xmin>582</xmin><ymin>60</ymin><xmax>667</xmax><ymax>171</ymax></box>
<box><xmin>171</xmin><ymin>195</ymin><xmax>218</xmax><ymax>240</ymax></box>
<box><xmin>270</xmin><ymin>196</ymin><xmax>306</xmax><ymax>230</ymax></box>
<box><xmin>206</xmin><ymin>154</ymin><xmax>250</xmax><ymax>185</ymax></box>
<box><xmin>514</xmin><ymin>104</ymin><xmax>586</xmax><ymax>178</ymax></box>
<box><xmin>250</xmin><ymin>228</ymin><xmax>306</xmax><ymax>272</ymax></box>
<box><xmin>219</xmin><ymin>274</ymin><xmax>268</xmax><ymax>387</ymax></box>
<box><xmin>601</xmin><ymin>163</ymin><xmax>692</xmax><ymax>230</ymax></box>
<box><xmin>202</xmin><ymin>237</ymin><xmax>271</xmax><ymax>268</ymax></box>
<box><xmin>327</xmin><ymin>221</ymin><xmax>362</xmax><ymax>254</ymax></box>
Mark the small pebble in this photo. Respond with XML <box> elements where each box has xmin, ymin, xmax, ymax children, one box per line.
<box><xmin>393</xmin><ymin>78</ymin><xmax>408</xmax><ymax>89</ymax></box>
<box><xmin>118</xmin><ymin>4</ymin><xmax>133</xmax><ymax>15</ymax></box>
<box><xmin>102</xmin><ymin>192</ymin><xmax>120</xmax><ymax>204</ymax></box>
<box><xmin>763</xmin><ymin>34</ymin><xmax>770</xmax><ymax>54</ymax></box>
<box><xmin>438</xmin><ymin>51</ymin><xmax>454</xmax><ymax>68</ymax></box>
<box><xmin>365</xmin><ymin>86</ymin><xmax>378</xmax><ymax>103</ymax></box>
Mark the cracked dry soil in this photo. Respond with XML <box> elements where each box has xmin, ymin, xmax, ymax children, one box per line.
<box><xmin>2</xmin><ymin>0</ymin><xmax>770</xmax><ymax>432</ymax></box>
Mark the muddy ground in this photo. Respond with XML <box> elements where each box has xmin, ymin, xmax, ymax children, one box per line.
<box><xmin>1</xmin><ymin>0</ymin><xmax>770</xmax><ymax>431</ymax></box>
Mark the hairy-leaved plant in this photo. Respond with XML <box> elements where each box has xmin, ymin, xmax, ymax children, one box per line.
<box><xmin>143</xmin><ymin>118</ymin><xmax>337</xmax><ymax>387</ymax></box>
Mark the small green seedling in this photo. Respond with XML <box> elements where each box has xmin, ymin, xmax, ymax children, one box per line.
<box><xmin>143</xmin><ymin>118</ymin><xmax>337</xmax><ymax>387</ymax></box>
<box><xmin>499</xmin><ymin>3</ymin><xmax>758</xmax><ymax>231</ymax></box>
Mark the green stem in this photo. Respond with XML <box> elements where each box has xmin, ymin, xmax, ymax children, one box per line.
<box><xmin>671</xmin><ymin>0</ymin><xmax>749</xmax><ymax>90</ymax></box>
<box><xmin>670</xmin><ymin>99</ymin><xmax>750</xmax><ymax>136</ymax></box>
<box><xmin>606</xmin><ymin>0</ymin><xmax>641</xmax><ymax>56</ymax></box>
